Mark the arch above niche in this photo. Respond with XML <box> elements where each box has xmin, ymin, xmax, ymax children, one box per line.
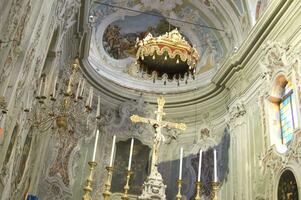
<box><xmin>277</xmin><ymin>168</ymin><xmax>300</xmax><ymax>200</ymax></box>
<box><xmin>260</xmin><ymin>41</ymin><xmax>301</xmax><ymax>154</ymax></box>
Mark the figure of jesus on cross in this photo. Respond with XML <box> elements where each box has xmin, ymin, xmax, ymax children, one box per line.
<box><xmin>130</xmin><ymin>96</ymin><xmax>186</xmax><ymax>172</ymax></box>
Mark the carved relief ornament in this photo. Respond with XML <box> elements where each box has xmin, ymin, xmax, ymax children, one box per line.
<box><xmin>227</xmin><ymin>101</ymin><xmax>246</xmax><ymax>131</ymax></box>
<box><xmin>260</xmin><ymin>41</ymin><xmax>300</xmax><ymax>90</ymax></box>
<box><xmin>257</xmin><ymin>41</ymin><xmax>301</xmax><ymax>199</ymax></box>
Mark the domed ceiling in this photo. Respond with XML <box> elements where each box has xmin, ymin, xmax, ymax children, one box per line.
<box><xmin>84</xmin><ymin>0</ymin><xmax>253</xmax><ymax>94</ymax></box>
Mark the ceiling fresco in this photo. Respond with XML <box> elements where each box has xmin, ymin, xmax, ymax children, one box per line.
<box><xmin>86</xmin><ymin>0</ymin><xmax>253</xmax><ymax>93</ymax></box>
<box><xmin>102</xmin><ymin>12</ymin><xmax>181</xmax><ymax>60</ymax></box>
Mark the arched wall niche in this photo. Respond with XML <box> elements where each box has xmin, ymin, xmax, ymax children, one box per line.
<box><xmin>266</xmin><ymin>72</ymin><xmax>298</xmax><ymax>153</ymax></box>
<box><xmin>111</xmin><ymin>138</ymin><xmax>151</xmax><ymax>196</ymax></box>
<box><xmin>260</xmin><ymin>41</ymin><xmax>301</xmax><ymax>154</ymax></box>
<box><xmin>274</xmin><ymin>163</ymin><xmax>301</xmax><ymax>200</ymax></box>
<box><xmin>268</xmin><ymin>74</ymin><xmax>288</xmax><ymax>103</ymax></box>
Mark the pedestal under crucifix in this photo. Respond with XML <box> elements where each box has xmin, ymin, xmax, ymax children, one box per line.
<box><xmin>130</xmin><ymin>96</ymin><xmax>186</xmax><ymax>200</ymax></box>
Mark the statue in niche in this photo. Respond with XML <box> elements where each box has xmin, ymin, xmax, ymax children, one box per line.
<box><xmin>48</xmin><ymin>130</ymin><xmax>78</xmax><ymax>186</ymax></box>
<box><xmin>0</xmin><ymin>124</ymin><xmax>19</xmax><ymax>180</ymax></box>
<box><xmin>111</xmin><ymin>138</ymin><xmax>150</xmax><ymax>195</ymax></box>
<box><xmin>191</xmin><ymin>129</ymin><xmax>230</xmax><ymax>198</ymax></box>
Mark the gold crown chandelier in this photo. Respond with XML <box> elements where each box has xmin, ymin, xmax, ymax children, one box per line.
<box><xmin>136</xmin><ymin>29</ymin><xmax>199</xmax><ymax>85</ymax></box>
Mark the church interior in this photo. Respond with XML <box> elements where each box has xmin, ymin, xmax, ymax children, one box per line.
<box><xmin>1</xmin><ymin>0</ymin><xmax>301</xmax><ymax>199</ymax></box>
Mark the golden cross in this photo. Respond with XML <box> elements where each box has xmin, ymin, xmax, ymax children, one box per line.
<box><xmin>130</xmin><ymin>96</ymin><xmax>186</xmax><ymax>171</ymax></box>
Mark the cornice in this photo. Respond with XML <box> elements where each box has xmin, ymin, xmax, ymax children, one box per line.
<box><xmin>212</xmin><ymin>0</ymin><xmax>291</xmax><ymax>87</ymax></box>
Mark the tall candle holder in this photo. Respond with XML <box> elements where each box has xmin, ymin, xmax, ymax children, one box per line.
<box><xmin>102</xmin><ymin>166</ymin><xmax>114</xmax><ymax>200</ymax></box>
<box><xmin>121</xmin><ymin>170</ymin><xmax>133</xmax><ymax>200</ymax></box>
<box><xmin>82</xmin><ymin>161</ymin><xmax>97</xmax><ymax>200</ymax></box>
<box><xmin>211</xmin><ymin>182</ymin><xmax>220</xmax><ymax>200</ymax></box>
<box><xmin>194</xmin><ymin>181</ymin><xmax>202</xmax><ymax>200</ymax></box>
<box><xmin>175</xmin><ymin>179</ymin><xmax>183</xmax><ymax>200</ymax></box>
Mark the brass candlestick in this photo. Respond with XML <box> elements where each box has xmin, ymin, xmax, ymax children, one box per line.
<box><xmin>176</xmin><ymin>179</ymin><xmax>183</xmax><ymax>200</ymax></box>
<box><xmin>102</xmin><ymin>166</ymin><xmax>114</xmax><ymax>200</ymax></box>
<box><xmin>194</xmin><ymin>181</ymin><xmax>202</xmax><ymax>200</ymax></box>
<box><xmin>121</xmin><ymin>170</ymin><xmax>133</xmax><ymax>200</ymax></box>
<box><xmin>211</xmin><ymin>182</ymin><xmax>220</xmax><ymax>200</ymax></box>
<box><xmin>82</xmin><ymin>161</ymin><xmax>97</xmax><ymax>200</ymax></box>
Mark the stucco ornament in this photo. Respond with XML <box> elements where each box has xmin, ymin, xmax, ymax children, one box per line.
<box><xmin>260</xmin><ymin>41</ymin><xmax>291</xmax><ymax>80</ymax></box>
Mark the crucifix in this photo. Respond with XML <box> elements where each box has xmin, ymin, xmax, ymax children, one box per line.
<box><xmin>130</xmin><ymin>96</ymin><xmax>186</xmax><ymax>172</ymax></box>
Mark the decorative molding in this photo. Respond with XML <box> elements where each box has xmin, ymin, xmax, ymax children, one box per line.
<box><xmin>260</xmin><ymin>41</ymin><xmax>291</xmax><ymax>80</ymax></box>
<box><xmin>227</xmin><ymin>101</ymin><xmax>247</xmax><ymax>131</ymax></box>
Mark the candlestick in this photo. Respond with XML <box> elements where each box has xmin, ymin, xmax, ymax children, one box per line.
<box><xmin>211</xmin><ymin>181</ymin><xmax>220</xmax><ymax>200</ymax></box>
<box><xmin>214</xmin><ymin>149</ymin><xmax>217</xmax><ymax>182</ymax></box>
<box><xmin>102</xmin><ymin>166</ymin><xmax>114</xmax><ymax>200</ymax></box>
<box><xmin>128</xmin><ymin>138</ymin><xmax>134</xmax><ymax>170</ymax></box>
<box><xmin>179</xmin><ymin>147</ymin><xmax>183</xmax><ymax>180</ymax></box>
<box><xmin>109</xmin><ymin>135</ymin><xmax>116</xmax><ymax>167</ymax></box>
<box><xmin>92</xmin><ymin>130</ymin><xmax>99</xmax><ymax>162</ymax></box>
<box><xmin>175</xmin><ymin>179</ymin><xmax>183</xmax><ymax>200</ymax></box>
<box><xmin>82</xmin><ymin>161</ymin><xmax>97</xmax><ymax>200</ymax></box>
<box><xmin>96</xmin><ymin>96</ymin><xmax>101</xmax><ymax>119</ymax></box>
<box><xmin>194</xmin><ymin>181</ymin><xmax>202</xmax><ymax>200</ymax></box>
<box><xmin>121</xmin><ymin>170</ymin><xmax>133</xmax><ymax>200</ymax></box>
<box><xmin>197</xmin><ymin>149</ymin><xmax>202</xmax><ymax>182</ymax></box>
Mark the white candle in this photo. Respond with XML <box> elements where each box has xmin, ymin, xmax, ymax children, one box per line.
<box><xmin>38</xmin><ymin>79</ymin><xmax>43</xmax><ymax>97</ymax></box>
<box><xmin>80</xmin><ymin>79</ymin><xmax>85</xmax><ymax>97</ymax></box>
<box><xmin>92</xmin><ymin>130</ymin><xmax>99</xmax><ymax>162</ymax></box>
<box><xmin>75</xmin><ymin>79</ymin><xmax>81</xmax><ymax>100</ymax></box>
<box><xmin>179</xmin><ymin>147</ymin><xmax>183</xmax><ymax>180</ymax></box>
<box><xmin>109</xmin><ymin>135</ymin><xmax>116</xmax><ymax>167</ymax></box>
<box><xmin>86</xmin><ymin>87</ymin><xmax>92</xmax><ymax>107</ymax></box>
<box><xmin>128</xmin><ymin>138</ymin><xmax>134</xmax><ymax>170</ymax></box>
<box><xmin>214</xmin><ymin>149</ymin><xmax>217</xmax><ymax>182</ymax></box>
<box><xmin>52</xmin><ymin>75</ymin><xmax>57</xmax><ymax>97</ymax></box>
<box><xmin>197</xmin><ymin>149</ymin><xmax>202</xmax><ymax>182</ymax></box>
<box><xmin>89</xmin><ymin>88</ymin><xmax>93</xmax><ymax>108</ymax></box>
<box><xmin>26</xmin><ymin>91</ymin><xmax>30</xmax><ymax>110</ymax></box>
<box><xmin>96</xmin><ymin>96</ymin><xmax>100</xmax><ymax>118</ymax></box>
<box><xmin>67</xmin><ymin>75</ymin><xmax>72</xmax><ymax>94</ymax></box>
<box><xmin>43</xmin><ymin>77</ymin><xmax>48</xmax><ymax>97</ymax></box>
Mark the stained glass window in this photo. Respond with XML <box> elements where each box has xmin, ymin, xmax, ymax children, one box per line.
<box><xmin>279</xmin><ymin>81</ymin><xmax>296</xmax><ymax>145</ymax></box>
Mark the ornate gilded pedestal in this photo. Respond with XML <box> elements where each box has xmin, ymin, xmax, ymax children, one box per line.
<box><xmin>102</xmin><ymin>166</ymin><xmax>114</xmax><ymax>200</ymax></box>
<box><xmin>194</xmin><ymin>181</ymin><xmax>202</xmax><ymax>200</ymax></box>
<box><xmin>121</xmin><ymin>170</ymin><xmax>133</xmax><ymax>200</ymax></box>
<box><xmin>175</xmin><ymin>179</ymin><xmax>183</xmax><ymax>200</ymax></box>
<box><xmin>211</xmin><ymin>182</ymin><xmax>220</xmax><ymax>200</ymax></box>
<box><xmin>82</xmin><ymin>161</ymin><xmax>97</xmax><ymax>200</ymax></box>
